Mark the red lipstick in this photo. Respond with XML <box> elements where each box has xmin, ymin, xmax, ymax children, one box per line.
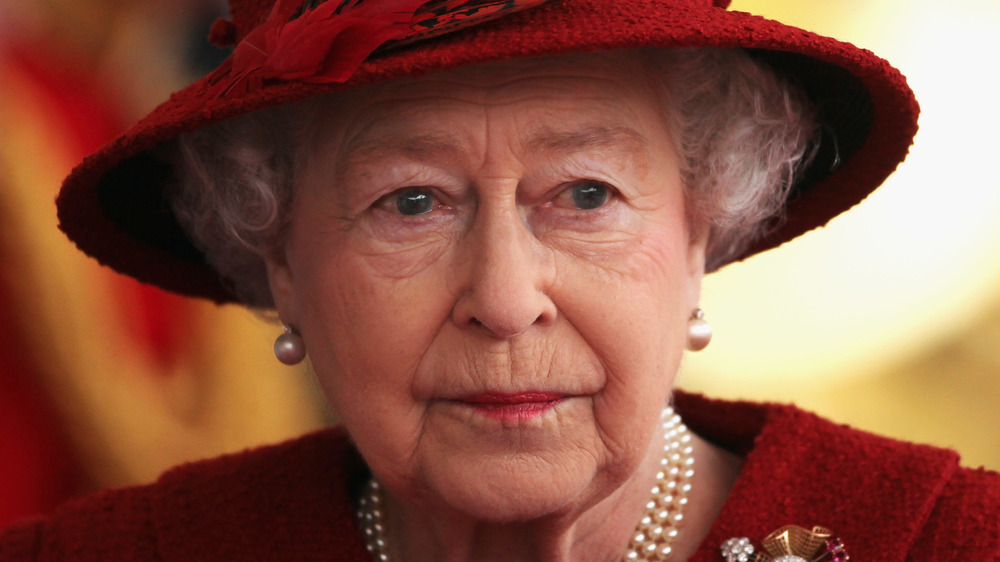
<box><xmin>460</xmin><ymin>392</ymin><xmax>565</xmax><ymax>420</ymax></box>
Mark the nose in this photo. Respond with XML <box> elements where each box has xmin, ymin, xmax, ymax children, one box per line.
<box><xmin>452</xmin><ymin>202</ymin><xmax>556</xmax><ymax>339</ymax></box>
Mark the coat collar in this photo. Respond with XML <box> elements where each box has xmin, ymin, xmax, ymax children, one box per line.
<box><xmin>677</xmin><ymin>392</ymin><xmax>960</xmax><ymax>561</ymax></box>
<box><xmin>147</xmin><ymin>394</ymin><xmax>960</xmax><ymax>561</ymax></box>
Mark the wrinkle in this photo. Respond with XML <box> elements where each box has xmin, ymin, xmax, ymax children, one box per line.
<box><xmin>525</xmin><ymin>125</ymin><xmax>651</xmax><ymax>178</ymax></box>
<box><xmin>357</xmin><ymin>230</ymin><xmax>453</xmax><ymax>279</ymax></box>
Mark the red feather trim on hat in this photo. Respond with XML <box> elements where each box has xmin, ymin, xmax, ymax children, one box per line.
<box><xmin>209</xmin><ymin>0</ymin><xmax>553</xmax><ymax>97</ymax></box>
<box><xmin>217</xmin><ymin>0</ymin><xmax>428</xmax><ymax>96</ymax></box>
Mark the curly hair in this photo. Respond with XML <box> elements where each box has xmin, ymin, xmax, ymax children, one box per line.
<box><xmin>648</xmin><ymin>48</ymin><xmax>817</xmax><ymax>271</ymax></box>
<box><xmin>166</xmin><ymin>47</ymin><xmax>817</xmax><ymax>308</ymax></box>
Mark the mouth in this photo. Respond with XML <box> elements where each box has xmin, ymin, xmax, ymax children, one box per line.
<box><xmin>456</xmin><ymin>392</ymin><xmax>566</xmax><ymax>421</ymax></box>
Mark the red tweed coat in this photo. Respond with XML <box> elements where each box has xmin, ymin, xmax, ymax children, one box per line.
<box><xmin>2</xmin><ymin>393</ymin><xmax>998</xmax><ymax>561</ymax></box>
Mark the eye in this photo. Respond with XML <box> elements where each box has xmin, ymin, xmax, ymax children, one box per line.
<box><xmin>384</xmin><ymin>188</ymin><xmax>436</xmax><ymax>216</ymax></box>
<box><xmin>559</xmin><ymin>180</ymin><xmax>612</xmax><ymax>210</ymax></box>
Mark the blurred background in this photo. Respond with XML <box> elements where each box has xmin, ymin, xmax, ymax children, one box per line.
<box><xmin>0</xmin><ymin>0</ymin><xmax>997</xmax><ymax>529</ymax></box>
<box><xmin>678</xmin><ymin>0</ymin><xmax>1000</xmax><ymax>472</ymax></box>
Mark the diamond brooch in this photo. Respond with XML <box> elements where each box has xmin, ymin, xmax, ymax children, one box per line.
<box><xmin>721</xmin><ymin>525</ymin><xmax>850</xmax><ymax>562</ymax></box>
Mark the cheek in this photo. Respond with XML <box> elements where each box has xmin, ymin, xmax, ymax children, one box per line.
<box><xmin>550</xmin><ymin>216</ymin><xmax>693</xmax><ymax>453</ymax></box>
<box><xmin>292</xmin><ymin>246</ymin><xmax>458</xmax><ymax>479</ymax></box>
<box><xmin>555</xmin><ymin>204</ymin><xmax>693</xmax><ymax>339</ymax></box>
<box><xmin>302</xmin><ymin>259</ymin><xmax>452</xmax><ymax>391</ymax></box>
<box><xmin>558</xmin><ymin>244</ymin><xmax>689</xmax><ymax>380</ymax></box>
<box><xmin>286</xmin><ymin>212</ymin><xmax>457</xmax><ymax>407</ymax></box>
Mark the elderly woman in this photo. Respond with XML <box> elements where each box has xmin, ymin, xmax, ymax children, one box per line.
<box><xmin>2</xmin><ymin>0</ymin><xmax>998</xmax><ymax>560</ymax></box>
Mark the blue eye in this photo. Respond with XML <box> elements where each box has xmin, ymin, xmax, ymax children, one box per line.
<box><xmin>569</xmin><ymin>181</ymin><xmax>610</xmax><ymax>210</ymax></box>
<box><xmin>395</xmin><ymin>189</ymin><xmax>435</xmax><ymax>215</ymax></box>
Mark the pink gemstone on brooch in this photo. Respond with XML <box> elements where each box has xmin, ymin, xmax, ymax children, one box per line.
<box><xmin>826</xmin><ymin>537</ymin><xmax>850</xmax><ymax>561</ymax></box>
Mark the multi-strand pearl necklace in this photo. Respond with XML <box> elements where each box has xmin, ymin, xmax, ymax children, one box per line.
<box><xmin>356</xmin><ymin>407</ymin><xmax>694</xmax><ymax>562</ymax></box>
<box><xmin>622</xmin><ymin>408</ymin><xmax>695</xmax><ymax>561</ymax></box>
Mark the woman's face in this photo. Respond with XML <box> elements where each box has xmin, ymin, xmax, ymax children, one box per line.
<box><xmin>267</xmin><ymin>51</ymin><xmax>707</xmax><ymax>522</ymax></box>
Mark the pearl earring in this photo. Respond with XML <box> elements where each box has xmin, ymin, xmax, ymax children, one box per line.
<box><xmin>687</xmin><ymin>308</ymin><xmax>712</xmax><ymax>351</ymax></box>
<box><xmin>274</xmin><ymin>324</ymin><xmax>307</xmax><ymax>365</ymax></box>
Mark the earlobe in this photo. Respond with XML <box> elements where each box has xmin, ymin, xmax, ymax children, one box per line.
<box><xmin>687</xmin><ymin>223</ymin><xmax>710</xmax><ymax>274</ymax></box>
<box><xmin>686</xmin><ymin>223</ymin><xmax>709</xmax><ymax>307</ymax></box>
<box><xmin>265</xmin><ymin>250</ymin><xmax>298</xmax><ymax>322</ymax></box>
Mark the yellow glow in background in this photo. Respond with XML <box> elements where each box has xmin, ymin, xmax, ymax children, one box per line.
<box><xmin>680</xmin><ymin>0</ymin><xmax>1000</xmax><ymax>470</ymax></box>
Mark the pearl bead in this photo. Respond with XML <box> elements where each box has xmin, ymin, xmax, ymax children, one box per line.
<box><xmin>687</xmin><ymin>312</ymin><xmax>713</xmax><ymax>351</ymax></box>
<box><xmin>273</xmin><ymin>330</ymin><xmax>306</xmax><ymax>365</ymax></box>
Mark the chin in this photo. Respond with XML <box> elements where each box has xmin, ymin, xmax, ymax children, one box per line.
<box><xmin>445</xmin><ymin>486</ymin><xmax>579</xmax><ymax>524</ymax></box>
<box><xmin>422</xmin><ymin>454</ymin><xmax>607</xmax><ymax>523</ymax></box>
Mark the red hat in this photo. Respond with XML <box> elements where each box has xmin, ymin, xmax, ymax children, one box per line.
<box><xmin>56</xmin><ymin>0</ymin><xmax>918</xmax><ymax>303</ymax></box>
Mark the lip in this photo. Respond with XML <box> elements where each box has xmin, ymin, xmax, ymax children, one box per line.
<box><xmin>462</xmin><ymin>391</ymin><xmax>566</xmax><ymax>404</ymax></box>
<box><xmin>457</xmin><ymin>392</ymin><xmax>566</xmax><ymax>420</ymax></box>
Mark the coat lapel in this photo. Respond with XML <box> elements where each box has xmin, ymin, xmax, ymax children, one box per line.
<box><xmin>679</xmin><ymin>393</ymin><xmax>959</xmax><ymax>562</ymax></box>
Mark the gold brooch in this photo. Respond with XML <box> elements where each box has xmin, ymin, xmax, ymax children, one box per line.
<box><xmin>721</xmin><ymin>525</ymin><xmax>850</xmax><ymax>562</ymax></box>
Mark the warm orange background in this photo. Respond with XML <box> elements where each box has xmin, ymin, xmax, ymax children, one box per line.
<box><xmin>680</xmin><ymin>0</ymin><xmax>1000</xmax><ymax>473</ymax></box>
<box><xmin>0</xmin><ymin>0</ymin><xmax>996</xmax><ymax>527</ymax></box>
<box><xmin>0</xmin><ymin>0</ymin><xmax>329</xmax><ymax>527</ymax></box>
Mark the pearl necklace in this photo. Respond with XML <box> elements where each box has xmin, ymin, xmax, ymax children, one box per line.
<box><xmin>356</xmin><ymin>407</ymin><xmax>694</xmax><ymax>562</ymax></box>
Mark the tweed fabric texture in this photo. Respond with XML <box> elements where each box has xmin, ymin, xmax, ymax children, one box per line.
<box><xmin>2</xmin><ymin>393</ymin><xmax>996</xmax><ymax>560</ymax></box>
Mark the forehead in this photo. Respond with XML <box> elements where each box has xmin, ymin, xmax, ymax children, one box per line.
<box><xmin>309</xmin><ymin>50</ymin><xmax>670</xmax><ymax>148</ymax></box>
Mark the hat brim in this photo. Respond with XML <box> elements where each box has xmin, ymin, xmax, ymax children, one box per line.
<box><xmin>56</xmin><ymin>0</ymin><xmax>918</xmax><ymax>303</ymax></box>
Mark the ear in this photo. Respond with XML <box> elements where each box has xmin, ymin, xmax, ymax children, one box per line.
<box><xmin>265</xmin><ymin>247</ymin><xmax>299</xmax><ymax>325</ymax></box>
<box><xmin>685</xmin><ymin>222</ymin><xmax>710</xmax><ymax>308</ymax></box>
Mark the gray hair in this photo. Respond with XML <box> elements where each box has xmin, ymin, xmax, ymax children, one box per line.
<box><xmin>166</xmin><ymin>47</ymin><xmax>817</xmax><ymax>308</ymax></box>
<box><xmin>648</xmin><ymin>49</ymin><xmax>817</xmax><ymax>270</ymax></box>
